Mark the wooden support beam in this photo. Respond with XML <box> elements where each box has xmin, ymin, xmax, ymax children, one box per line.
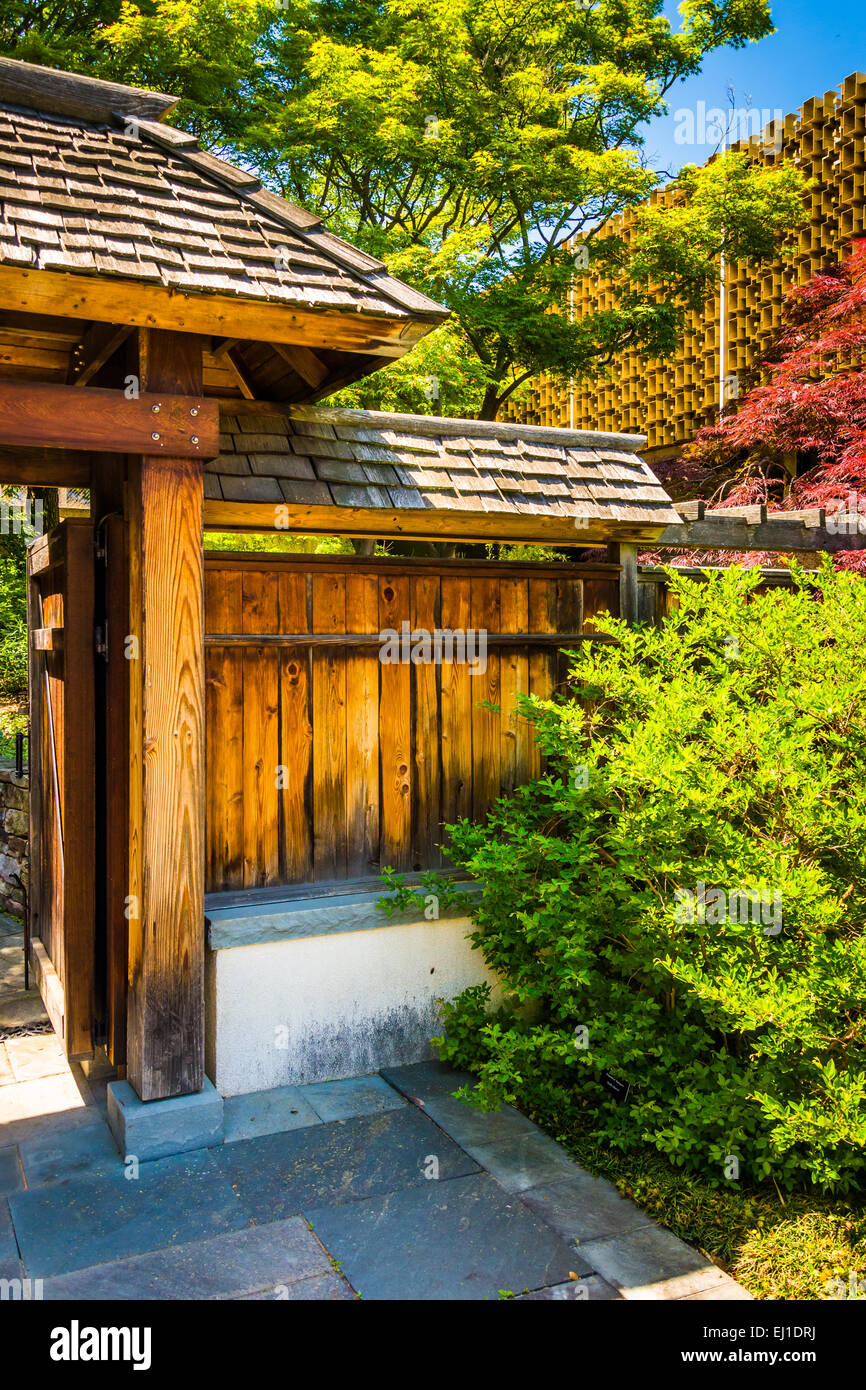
<box><xmin>607</xmin><ymin>542</ymin><xmax>639</xmax><ymax>624</ymax></box>
<box><xmin>225</xmin><ymin>348</ymin><xmax>256</xmax><ymax>400</ymax></box>
<box><xmin>0</xmin><ymin>266</ymin><xmax>439</xmax><ymax>356</ymax></box>
<box><xmin>273</xmin><ymin>341</ymin><xmax>329</xmax><ymax>390</ymax></box>
<box><xmin>0</xmin><ymin>446</ymin><xmax>91</xmax><ymax>487</ymax></box>
<box><xmin>210</xmin><ymin>337</ymin><xmax>241</xmax><ymax>363</ymax></box>
<box><xmin>203</xmin><ymin>498</ymin><xmax>667</xmax><ymax>547</ymax></box>
<box><xmin>658</xmin><ymin>515</ymin><xmax>865</xmax><ymax>552</ymax></box>
<box><xmin>0</xmin><ymin>379</ymin><xmax>218</xmax><ymax>457</ymax></box>
<box><xmin>126</xmin><ymin>328</ymin><xmax>206</xmax><ymax>1101</ymax></box>
<box><xmin>70</xmin><ymin>322</ymin><xmax>134</xmax><ymax>387</ymax></box>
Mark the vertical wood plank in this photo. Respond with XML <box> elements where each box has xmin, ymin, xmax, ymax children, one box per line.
<box><xmin>411</xmin><ymin>574</ymin><xmax>441</xmax><ymax>870</ymax></box>
<box><xmin>378</xmin><ymin>574</ymin><xmax>411</xmax><ymax>870</ymax></box>
<box><xmin>499</xmin><ymin>576</ymin><xmax>530</xmax><ymax>796</ymax></box>
<box><xmin>583</xmin><ymin>574</ymin><xmax>619</xmax><ymax>629</ymax></box>
<box><xmin>440</xmin><ymin>576</ymin><xmax>472</xmax><ymax>844</ymax></box>
<box><xmin>528</xmin><ymin>578</ymin><xmax>555</xmax><ymax>779</ymax></box>
<box><xmin>204</xmin><ymin>567</ymin><xmax>244</xmax><ymax>890</ymax></box>
<box><xmin>345</xmin><ymin>572</ymin><xmax>380</xmax><ymax>877</ymax></box>
<box><xmin>62</xmin><ymin>523</ymin><xmax>96</xmax><ymax>1058</ymax></box>
<box><xmin>312</xmin><ymin>574</ymin><xmax>347</xmax><ymax>878</ymax></box>
<box><xmin>278</xmin><ymin>570</ymin><xmax>313</xmax><ymax>882</ymax></box>
<box><xmin>241</xmin><ymin>568</ymin><xmax>280</xmax><ymax>887</ymax></box>
<box><xmin>470</xmin><ymin>576</ymin><xmax>500</xmax><ymax>817</ymax></box>
<box><xmin>102</xmin><ymin>514</ymin><xmax>129</xmax><ymax>1063</ymax></box>
<box><xmin>554</xmin><ymin>577</ymin><xmax>584</xmax><ymax>693</ymax></box>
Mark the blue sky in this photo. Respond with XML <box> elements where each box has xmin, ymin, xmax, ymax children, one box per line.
<box><xmin>644</xmin><ymin>0</ymin><xmax>865</xmax><ymax>174</ymax></box>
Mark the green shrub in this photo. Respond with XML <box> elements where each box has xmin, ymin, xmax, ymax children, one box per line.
<box><xmin>0</xmin><ymin>517</ymin><xmax>27</xmax><ymax>701</ymax></box>
<box><xmin>429</xmin><ymin>564</ymin><xmax>866</xmax><ymax>1193</ymax></box>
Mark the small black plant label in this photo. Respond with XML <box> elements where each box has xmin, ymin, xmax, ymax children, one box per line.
<box><xmin>601</xmin><ymin>1070</ymin><xmax>630</xmax><ymax>1104</ymax></box>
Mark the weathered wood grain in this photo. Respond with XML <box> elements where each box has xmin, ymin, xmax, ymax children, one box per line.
<box><xmin>378</xmin><ymin>574</ymin><xmax>412</xmax><ymax>870</ymax></box>
<box><xmin>312</xmin><ymin>573</ymin><xmax>348</xmax><ymax>877</ymax></box>
<box><xmin>241</xmin><ymin>568</ymin><xmax>280</xmax><ymax>887</ymax></box>
<box><xmin>278</xmin><ymin>571</ymin><xmax>313</xmax><ymax>882</ymax></box>
<box><xmin>0</xmin><ymin>378</ymin><xmax>217</xmax><ymax>457</ymax></box>
<box><xmin>126</xmin><ymin>329</ymin><xmax>205</xmax><ymax>1101</ymax></box>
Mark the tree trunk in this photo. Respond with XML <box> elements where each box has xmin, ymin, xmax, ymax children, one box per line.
<box><xmin>479</xmin><ymin>385</ymin><xmax>501</xmax><ymax>421</ymax></box>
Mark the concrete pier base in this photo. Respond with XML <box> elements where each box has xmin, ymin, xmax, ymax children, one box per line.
<box><xmin>106</xmin><ymin>1078</ymin><xmax>224</xmax><ymax>1161</ymax></box>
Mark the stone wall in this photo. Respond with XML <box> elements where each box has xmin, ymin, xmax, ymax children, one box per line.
<box><xmin>0</xmin><ymin>764</ymin><xmax>28</xmax><ymax>918</ymax></box>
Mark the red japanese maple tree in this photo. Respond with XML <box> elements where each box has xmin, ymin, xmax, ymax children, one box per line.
<box><xmin>649</xmin><ymin>237</ymin><xmax>866</xmax><ymax>570</ymax></box>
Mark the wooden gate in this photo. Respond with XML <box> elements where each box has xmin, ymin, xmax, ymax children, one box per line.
<box><xmin>27</xmin><ymin>519</ymin><xmax>96</xmax><ymax>1059</ymax></box>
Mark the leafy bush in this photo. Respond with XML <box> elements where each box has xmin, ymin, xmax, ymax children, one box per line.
<box><xmin>430</xmin><ymin>565</ymin><xmax>866</xmax><ymax>1193</ymax></box>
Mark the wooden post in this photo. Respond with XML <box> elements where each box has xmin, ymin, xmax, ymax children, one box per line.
<box><xmin>607</xmin><ymin>542</ymin><xmax>639</xmax><ymax>626</ymax></box>
<box><xmin>126</xmin><ymin>330</ymin><xmax>206</xmax><ymax>1100</ymax></box>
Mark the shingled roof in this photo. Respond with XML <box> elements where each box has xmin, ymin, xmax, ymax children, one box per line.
<box><xmin>0</xmin><ymin>62</ymin><xmax>444</xmax><ymax>320</ymax></box>
<box><xmin>0</xmin><ymin>58</ymin><xmax>447</xmax><ymax>402</ymax></box>
<box><xmin>205</xmin><ymin>405</ymin><xmax>680</xmax><ymax>543</ymax></box>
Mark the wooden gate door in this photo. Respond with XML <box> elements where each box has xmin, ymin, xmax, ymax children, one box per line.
<box><xmin>27</xmin><ymin>519</ymin><xmax>96</xmax><ymax>1059</ymax></box>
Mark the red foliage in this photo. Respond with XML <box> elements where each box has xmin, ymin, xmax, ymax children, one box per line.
<box><xmin>651</xmin><ymin>239</ymin><xmax>866</xmax><ymax>572</ymax></box>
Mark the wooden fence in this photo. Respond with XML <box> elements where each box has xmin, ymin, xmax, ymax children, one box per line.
<box><xmin>203</xmin><ymin>554</ymin><xmax>660</xmax><ymax>891</ymax></box>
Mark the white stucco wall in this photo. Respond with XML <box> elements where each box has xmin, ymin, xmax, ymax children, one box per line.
<box><xmin>205</xmin><ymin>908</ymin><xmax>500</xmax><ymax>1097</ymax></box>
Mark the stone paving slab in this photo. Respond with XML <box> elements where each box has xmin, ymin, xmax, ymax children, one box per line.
<box><xmin>237</xmin><ymin>1270</ymin><xmax>355</xmax><ymax>1300</ymax></box>
<box><xmin>681</xmin><ymin>1279</ymin><xmax>753</xmax><ymax>1300</ymax></box>
<box><xmin>223</xmin><ymin>1085</ymin><xmax>322</xmax><ymax>1142</ymax></box>
<box><xmin>0</xmin><ymin>990</ymin><xmax>49</xmax><ymax>1029</ymax></box>
<box><xmin>4</xmin><ymin>1033</ymin><xmax>68</xmax><ymax>1083</ymax></box>
<box><xmin>0</xmin><ymin>1195</ymin><xmax>21</xmax><ymax>1281</ymax></box>
<box><xmin>0</xmin><ymin>1044</ymin><xmax>14</xmax><ymax>1086</ymax></box>
<box><xmin>40</xmin><ymin>1219</ymin><xmax>332</xmax><ymax>1301</ymax></box>
<box><xmin>518</xmin><ymin>1274</ymin><xmax>622</xmax><ymax>1300</ymax></box>
<box><xmin>520</xmin><ymin>1173</ymin><xmax>655</xmax><ymax>1243</ymax></box>
<box><xmin>301</xmin><ymin>1075</ymin><xmax>406</xmax><ymax>1122</ymax></box>
<box><xmin>380</xmin><ymin>1061</ymin><xmax>476</xmax><ymax>1100</ymax></box>
<box><xmin>305</xmin><ymin>1172</ymin><xmax>583</xmax><ymax>1301</ymax></box>
<box><xmin>213</xmin><ymin>1105</ymin><xmax>480</xmax><ymax>1222</ymax></box>
<box><xmin>0</xmin><ymin>943</ymin><xmax>25</xmax><ymax>993</ymax></box>
<box><xmin>0</xmin><ymin>1071</ymin><xmax>103</xmax><ymax>1146</ymax></box>
<box><xmin>578</xmin><ymin>1224</ymin><xmax>735</xmax><ymax>1300</ymax></box>
<box><xmin>413</xmin><ymin>1092</ymin><xmax>538</xmax><ymax>1149</ymax></box>
<box><xmin>381</xmin><ymin>1063</ymin><xmax>750</xmax><ymax>1301</ymax></box>
<box><xmin>9</xmin><ymin>1149</ymin><xmax>249</xmax><ymax>1278</ymax></box>
<box><xmin>0</xmin><ymin>1144</ymin><xmax>23</xmax><ymax>1195</ymax></box>
<box><xmin>457</xmin><ymin>1129</ymin><xmax>589</xmax><ymax>1194</ymax></box>
<box><xmin>18</xmin><ymin>1124</ymin><xmax>121</xmax><ymax>1189</ymax></box>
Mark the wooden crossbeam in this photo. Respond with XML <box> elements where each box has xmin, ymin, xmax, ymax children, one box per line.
<box><xmin>203</xmin><ymin>631</ymin><xmax>617</xmax><ymax>648</ymax></box>
<box><xmin>0</xmin><ymin>266</ymin><xmax>439</xmax><ymax>355</ymax></box>
<box><xmin>70</xmin><ymin>322</ymin><xmax>133</xmax><ymax>387</ymax></box>
<box><xmin>273</xmin><ymin>341</ymin><xmax>329</xmax><ymax>389</ymax></box>
<box><xmin>660</xmin><ymin>506</ymin><xmax>862</xmax><ymax>552</ymax></box>
<box><xmin>0</xmin><ymin>379</ymin><xmax>218</xmax><ymax>457</ymax></box>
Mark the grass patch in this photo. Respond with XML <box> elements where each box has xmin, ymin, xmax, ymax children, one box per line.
<box><xmin>546</xmin><ymin>1117</ymin><xmax>866</xmax><ymax>1300</ymax></box>
<box><xmin>0</xmin><ymin>702</ymin><xmax>26</xmax><ymax>761</ymax></box>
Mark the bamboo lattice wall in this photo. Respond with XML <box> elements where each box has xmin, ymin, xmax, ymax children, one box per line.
<box><xmin>509</xmin><ymin>72</ymin><xmax>866</xmax><ymax>457</ymax></box>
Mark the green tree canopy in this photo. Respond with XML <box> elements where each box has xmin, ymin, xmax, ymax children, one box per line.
<box><xmin>1</xmin><ymin>0</ymin><xmax>805</xmax><ymax>416</ymax></box>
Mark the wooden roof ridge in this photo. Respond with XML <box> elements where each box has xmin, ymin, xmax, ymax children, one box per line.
<box><xmin>287</xmin><ymin>403</ymin><xmax>649</xmax><ymax>452</ymax></box>
<box><xmin>0</xmin><ymin>54</ymin><xmax>177</xmax><ymax>124</ymax></box>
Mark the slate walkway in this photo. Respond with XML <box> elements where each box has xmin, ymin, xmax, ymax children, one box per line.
<box><xmin>0</xmin><ymin>1038</ymin><xmax>752</xmax><ymax>1302</ymax></box>
<box><xmin>0</xmin><ymin>913</ymin><xmax>48</xmax><ymax>1030</ymax></box>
